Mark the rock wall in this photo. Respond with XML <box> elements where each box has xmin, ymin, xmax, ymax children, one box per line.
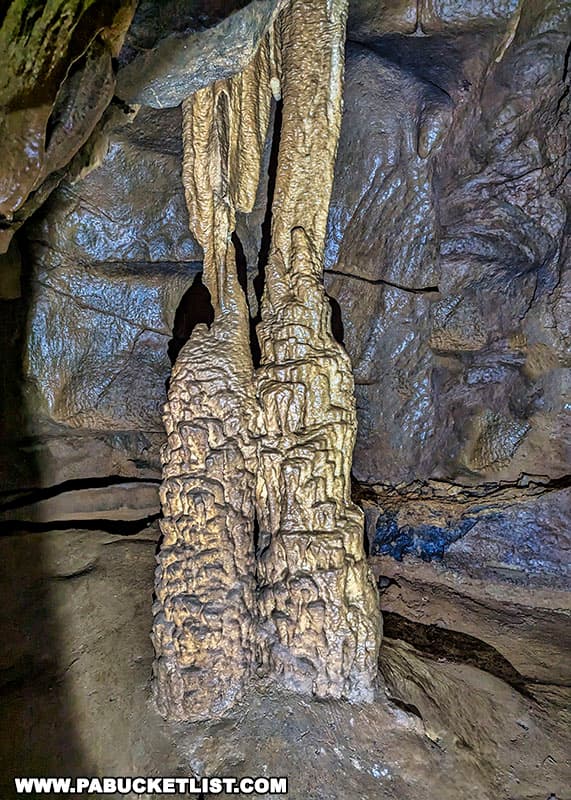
<box><xmin>0</xmin><ymin>0</ymin><xmax>568</xmax><ymax>749</ymax></box>
<box><xmin>0</xmin><ymin>11</ymin><xmax>569</xmax><ymax>800</ymax></box>
<box><xmin>0</xmin><ymin>0</ymin><xmax>137</xmax><ymax>252</ymax></box>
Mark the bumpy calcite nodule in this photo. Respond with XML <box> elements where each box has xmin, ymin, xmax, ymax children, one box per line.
<box><xmin>153</xmin><ymin>0</ymin><xmax>381</xmax><ymax>721</ymax></box>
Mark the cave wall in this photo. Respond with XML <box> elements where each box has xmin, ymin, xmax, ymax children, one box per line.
<box><xmin>0</xmin><ymin>0</ymin><xmax>569</xmax><ymax>794</ymax></box>
<box><xmin>2</xmin><ymin>0</ymin><xmax>568</xmax><ymax>579</ymax></box>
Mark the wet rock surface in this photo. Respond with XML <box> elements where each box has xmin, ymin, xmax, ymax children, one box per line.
<box><xmin>0</xmin><ymin>0</ymin><xmax>569</xmax><ymax>796</ymax></box>
<box><xmin>0</xmin><ymin>0</ymin><xmax>136</xmax><ymax>251</ymax></box>
<box><xmin>4</xmin><ymin>0</ymin><xmax>568</xmax><ymax>498</ymax></box>
<box><xmin>24</xmin><ymin>259</ymin><xmax>197</xmax><ymax>430</ymax></box>
<box><xmin>326</xmin><ymin>2</ymin><xmax>570</xmax><ymax>488</ymax></box>
<box><xmin>1</xmin><ymin>105</ymin><xmax>202</xmax><ymax>485</ymax></box>
<box><xmin>116</xmin><ymin>0</ymin><xmax>286</xmax><ymax>108</ymax></box>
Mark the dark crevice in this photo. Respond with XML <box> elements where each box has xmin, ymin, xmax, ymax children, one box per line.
<box><xmin>253</xmin><ymin>511</ymin><xmax>260</xmax><ymax>557</ymax></box>
<box><xmin>255</xmin><ymin>98</ymin><xmax>283</xmax><ymax>302</ymax></box>
<box><xmin>355</xmin><ymin>472</ymin><xmax>571</xmax><ymax>506</ymax></box>
<box><xmin>232</xmin><ymin>230</ymin><xmax>249</xmax><ymax>296</ymax></box>
<box><xmin>215</xmin><ymin>91</ymin><xmax>230</xmax><ymax>194</ymax></box>
<box><xmin>386</xmin><ymin>695</ymin><xmax>424</xmax><ymax>721</ymax></box>
<box><xmin>326</xmin><ymin>268</ymin><xmax>439</xmax><ymax>294</ymax></box>
<box><xmin>232</xmin><ymin>230</ymin><xmax>261</xmax><ymax>367</ymax></box>
<box><xmin>226</xmin><ymin>98</ymin><xmax>283</xmax><ymax>370</ymax></box>
<box><xmin>381</xmin><ymin>612</ymin><xmax>535</xmax><ymax>698</ymax></box>
<box><xmin>362</xmin><ymin>517</ymin><xmax>370</xmax><ymax>557</ymax></box>
<box><xmin>167</xmin><ymin>272</ymin><xmax>215</xmax><ymax>368</ymax></box>
<box><xmin>0</xmin><ymin>474</ymin><xmax>161</xmax><ymax>512</ymax></box>
<box><xmin>51</xmin><ymin>562</ymin><xmax>97</xmax><ymax>581</ymax></box>
<box><xmin>327</xmin><ymin>293</ymin><xmax>345</xmax><ymax>345</ymax></box>
<box><xmin>377</xmin><ymin>575</ymin><xmax>397</xmax><ymax>591</ymax></box>
<box><xmin>250</xmin><ymin>98</ymin><xmax>283</xmax><ymax>347</ymax></box>
<box><xmin>0</xmin><ymin>514</ymin><xmax>160</xmax><ymax>537</ymax></box>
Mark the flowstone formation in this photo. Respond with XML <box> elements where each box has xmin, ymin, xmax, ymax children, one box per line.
<box><xmin>254</xmin><ymin>0</ymin><xmax>380</xmax><ymax>701</ymax></box>
<box><xmin>153</xmin><ymin>39</ymin><xmax>274</xmax><ymax>720</ymax></box>
<box><xmin>153</xmin><ymin>0</ymin><xmax>381</xmax><ymax>721</ymax></box>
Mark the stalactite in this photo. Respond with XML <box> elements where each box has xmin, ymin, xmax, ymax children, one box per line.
<box><xmin>153</xmin><ymin>0</ymin><xmax>381</xmax><ymax>721</ymax></box>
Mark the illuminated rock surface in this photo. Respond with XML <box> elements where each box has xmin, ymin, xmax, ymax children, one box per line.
<box><xmin>0</xmin><ymin>0</ymin><xmax>569</xmax><ymax>796</ymax></box>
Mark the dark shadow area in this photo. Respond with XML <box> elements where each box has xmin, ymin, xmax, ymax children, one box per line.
<box><xmin>381</xmin><ymin>611</ymin><xmax>534</xmax><ymax>697</ymax></box>
<box><xmin>167</xmin><ymin>271</ymin><xmax>214</xmax><ymax>367</ymax></box>
<box><xmin>252</xmin><ymin>511</ymin><xmax>260</xmax><ymax>557</ymax></box>
<box><xmin>232</xmin><ymin>230</ymin><xmax>262</xmax><ymax>367</ymax></box>
<box><xmin>326</xmin><ymin>267</ymin><xmax>439</xmax><ymax>294</ymax></box>
<box><xmin>229</xmin><ymin>100</ymin><xmax>283</xmax><ymax>370</ymax></box>
<box><xmin>0</xmin><ymin>230</ymin><xmax>90</xmax><ymax>796</ymax></box>
<box><xmin>232</xmin><ymin>230</ymin><xmax>249</xmax><ymax>297</ymax></box>
<box><xmin>0</xmin><ymin>515</ymin><xmax>160</xmax><ymax>536</ymax></box>
<box><xmin>0</xmin><ymin>474</ymin><xmax>160</xmax><ymax>510</ymax></box>
<box><xmin>327</xmin><ymin>294</ymin><xmax>345</xmax><ymax>345</ymax></box>
<box><xmin>254</xmin><ymin>99</ymin><xmax>283</xmax><ymax>306</ymax></box>
<box><xmin>248</xmin><ymin>98</ymin><xmax>283</xmax><ymax>363</ymax></box>
<box><xmin>352</xmin><ymin>34</ymin><xmax>467</xmax><ymax>97</ymax></box>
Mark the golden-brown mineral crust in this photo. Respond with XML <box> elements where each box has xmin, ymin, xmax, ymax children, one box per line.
<box><xmin>154</xmin><ymin>0</ymin><xmax>381</xmax><ymax>720</ymax></box>
<box><xmin>254</xmin><ymin>0</ymin><xmax>381</xmax><ymax>702</ymax></box>
<box><xmin>152</xmin><ymin>43</ymin><xmax>274</xmax><ymax>721</ymax></box>
<box><xmin>153</xmin><ymin>321</ymin><xmax>259</xmax><ymax>720</ymax></box>
<box><xmin>255</xmin><ymin>232</ymin><xmax>382</xmax><ymax>702</ymax></box>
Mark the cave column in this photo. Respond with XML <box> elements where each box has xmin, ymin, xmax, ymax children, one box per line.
<box><xmin>153</xmin><ymin>0</ymin><xmax>381</xmax><ymax>720</ymax></box>
<box><xmin>255</xmin><ymin>0</ymin><xmax>381</xmax><ymax>701</ymax></box>
<box><xmin>152</xmin><ymin>43</ymin><xmax>274</xmax><ymax>721</ymax></box>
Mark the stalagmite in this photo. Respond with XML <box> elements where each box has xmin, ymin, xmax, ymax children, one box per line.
<box><xmin>254</xmin><ymin>0</ymin><xmax>381</xmax><ymax>702</ymax></box>
<box><xmin>152</xmin><ymin>40</ymin><xmax>275</xmax><ymax>721</ymax></box>
<box><xmin>153</xmin><ymin>0</ymin><xmax>381</xmax><ymax>721</ymax></box>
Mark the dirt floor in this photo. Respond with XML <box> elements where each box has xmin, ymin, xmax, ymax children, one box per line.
<box><xmin>1</xmin><ymin>523</ymin><xmax>569</xmax><ymax>799</ymax></box>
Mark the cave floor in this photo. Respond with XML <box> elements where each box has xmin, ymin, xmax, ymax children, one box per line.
<box><xmin>1</xmin><ymin>524</ymin><xmax>569</xmax><ymax>799</ymax></box>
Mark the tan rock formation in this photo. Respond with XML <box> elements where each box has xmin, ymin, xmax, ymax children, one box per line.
<box><xmin>153</xmin><ymin>0</ymin><xmax>381</xmax><ymax>721</ymax></box>
<box><xmin>152</xmin><ymin>40</ymin><xmax>275</xmax><ymax>721</ymax></box>
<box><xmin>254</xmin><ymin>0</ymin><xmax>381</xmax><ymax>701</ymax></box>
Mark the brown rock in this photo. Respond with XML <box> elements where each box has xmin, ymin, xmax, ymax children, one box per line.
<box><xmin>421</xmin><ymin>0</ymin><xmax>520</xmax><ymax>32</ymax></box>
<box><xmin>348</xmin><ymin>0</ymin><xmax>418</xmax><ymax>36</ymax></box>
<box><xmin>24</xmin><ymin>260</ymin><xmax>197</xmax><ymax>431</ymax></box>
<box><xmin>116</xmin><ymin>0</ymin><xmax>287</xmax><ymax>108</ymax></box>
<box><xmin>0</xmin><ymin>1</ymin><xmax>136</xmax><ymax>241</ymax></box>
<box><xmin>323</xmin><ymin>0</ymin><xmax>569</xmax><ymax>486</ymax></box>
<box><xmin>0</xmin><ymin>482</ymin><xmax>159</xmax><ymax>525</ymax></box>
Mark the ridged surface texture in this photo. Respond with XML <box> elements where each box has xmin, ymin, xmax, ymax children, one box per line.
<box><xmin>153</xmin><ymin>0</ymin><xmax>381</xmax><ymax>721</ymax></box>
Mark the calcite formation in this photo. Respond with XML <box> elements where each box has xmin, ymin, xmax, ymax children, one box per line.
<box><xmin>153</xmin><ymin>0</ymin><xmax>381</xmax><ymax>721</ymax></box>
<box><xmin>253</xmin><ymin>0</ymin><xmax>380</xmax><ymax>701</ymax></box>
<box><xmin>152</xmin><ymin>39</ymin><xmax>274</xmax><ymax>720</ymax></box>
